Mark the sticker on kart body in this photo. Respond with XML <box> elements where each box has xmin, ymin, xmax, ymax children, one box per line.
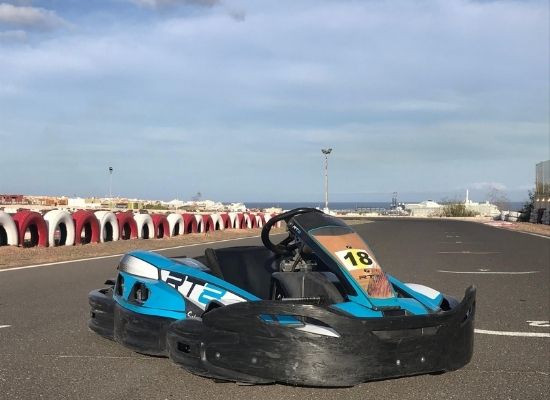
<box><xmin>334</xmin><ymin>249</ymin><xmax>393</xmax><ymax>299</ymax></box>
<box><xmin>160</xmin><ymin>270</ymin><xmax>245</xmax><ymax>310</ymax></box>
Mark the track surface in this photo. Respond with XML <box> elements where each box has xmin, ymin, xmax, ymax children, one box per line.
<box><xmin>1</xmin><ymin>219</ymin><xmax>548</xmax><ymax>399</ymax></box>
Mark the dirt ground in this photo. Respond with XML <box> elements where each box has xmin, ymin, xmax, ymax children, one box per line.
<box><xmin>482</xmin><ymin>220</ymin><xmax>550</xmax><ymax>237</ymax></box>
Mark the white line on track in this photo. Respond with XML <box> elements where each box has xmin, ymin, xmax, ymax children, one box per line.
<box><xmin>438</xmin><ymin>270</ymin><xmax>539</xmax><ymax>275</ymax></box>
<box><xmin>43</xmin><ymin>354</ymin><xmax>156</xmax><ymax>360</ymax></box>
<box><xmin>0</xmin><ymin>234</ymin><xmax>285</xmax><ymax>273</ymax></box>
<box><xmin>475</xmin><ymin>329</ymin><xmax>550</xmax><ymax>338</ymax></box>
<box><xmin>0</xmin><ymin>325</ymin><xmax>11</xmax><ymax>329</ymax></box>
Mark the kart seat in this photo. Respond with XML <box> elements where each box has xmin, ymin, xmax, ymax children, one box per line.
<box><xmin>271</xmin><ymin>271</ymin><xmax>344</xmax><ymax>304</ymax></box>
<box><xmin>204</xmin><ymin>246</ymin><xmax>279</xmax><ymax>300</ymax></box>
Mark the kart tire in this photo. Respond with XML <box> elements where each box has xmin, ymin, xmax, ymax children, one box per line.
<box><xmin>94</xmin><ymin>211</ymin><xmax>120</xmax><ymax>242</ymax></box>
<box><xmin>167</xmin><ymin>213</ymin><xmax>184</xmax><ymax>236</ymax></box>
<box><xmin>43</xmin><ymin>210</ymin><xmax>75</xmax><ymax>247</ymax></box>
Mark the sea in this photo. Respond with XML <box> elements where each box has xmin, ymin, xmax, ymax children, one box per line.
<box><xmin>246</xmin><ymin>201</ymin><xmax>526</xmax><ymax>212</ymax></box>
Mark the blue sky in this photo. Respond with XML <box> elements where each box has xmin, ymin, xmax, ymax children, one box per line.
<box><xmin>0</xmin><ymin>0</ymin><xmax>548</xmax><ymax>203</ymax></box>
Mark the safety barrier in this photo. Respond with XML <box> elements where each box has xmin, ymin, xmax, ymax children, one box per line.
<box><xmin>72</xmin><ymin>210</ymin><xmax>100</xmax><ymax>245</ymax></box>
<box><xmin>255</xmin><ymin>213</ymin><xmax>266</xmax><ymax>228</ymax></box>
<box><xmin>182</xmin><ymin>214</ymin><xmax>198</xmax><ymax>234</ymax></box>
<box><xmin>4</xmin><ymin>209</ymin><xmax>280</xmax><ymax>248</ymax></box>
<box><xmin>210</xmin><ymin>213</ymin><xmax>224</xmax><ymax>231</ymax></box>
<box><xmin>12</xmin><ymin>210</ymin><xmax>48</xmax><ymax>247</ymax></box>
<box><xmin>43</xmin><ymin>210</ymin><xmax>76</xmax><ymax>247</ymax></box>
<box><xmin>167</xmin><ymin>213</ymin><xmax>184</xmax><ymax>236</ymax></box>
<box><xmin>193</xmin><ymin>214</ymin><xmax>204</xmax><ymax>233</ymax></box>
<box><xmin>94</xmin><ymin>211</ymin><xmax>120</xmax><ymax>243</ymax></box>
<box><xmin>134</xmin><ymin>213</ymin><xmax>154</xmax><ymax>239</ymax></box>
<box><xmin>116</xmin><ymin>212</ymin><xmax>138</xmax><ymax>240</ymax></box>
<box><xmin>242</xmin><ymin>213</ymin><xmax>252</xmax><ymax>229</ymax></box>
<box><xmin>195</xmin><ymin>214</ymin><xmax>215</xmax><ymax>233</ymax></box>
<box><xmin>152</xmin><ymin>214</ymin><xmax>170</xmax><ymax>238</ymax></box>
<box><xmin>228</xmin><ymin>212</ymin><xmax>244</xmax><ymax>229</ymax></box>
<box><xmin>0</xmin><ymin>211</ymin><xmax>18</xmax><ymax>246</ymax></box>
<box><xmin>219</xmin><ymin>213</ymin><xmax>231</xmax><ymax>229</ymax></box>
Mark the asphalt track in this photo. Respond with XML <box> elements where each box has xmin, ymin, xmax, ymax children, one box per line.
<box><xmin>0</xmin><ymin>219</ymin><xmax>548</xmax><ymax>400</ymax></box>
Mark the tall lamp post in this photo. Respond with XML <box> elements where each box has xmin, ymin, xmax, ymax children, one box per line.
<box><xmin>321</xmin><ymin>148</ymin><xmax>332</xmax><ymax>211</ymax></box>
<box><xmin>108</xmin><ymin>166</ymin><xmax>113</xmax><ymax>209</ymax></box>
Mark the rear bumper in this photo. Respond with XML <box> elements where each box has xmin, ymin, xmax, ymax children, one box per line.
<box><xmin>167</xmin><ymin>286</ymin><xmax>476</xmax><ymax>386</ymax></box>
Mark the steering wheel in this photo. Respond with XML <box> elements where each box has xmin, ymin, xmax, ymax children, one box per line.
<box><xmin>261</xmin><ymin>208</ymin><xmax>322</xmax><ymax>255</ymax></box>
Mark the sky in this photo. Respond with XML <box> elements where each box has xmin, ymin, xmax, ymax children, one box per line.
<box><xmin>0</xmin><ymin>0</ymin><xmax>548</xmax><ymax>203</ymax></box>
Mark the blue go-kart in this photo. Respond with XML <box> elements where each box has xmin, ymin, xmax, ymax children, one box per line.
<box><xmin>89</xmin><ymin>208</ymin><xmax>475</xmax><ymax>386</ymax></box>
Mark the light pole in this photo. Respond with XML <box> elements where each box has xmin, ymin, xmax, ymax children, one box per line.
<box><xmin>108</xmin><ymin>167</ymin><xmax>113</xmax><ymax>208</ymax></box>
<box><xmin>321</xmin><ymin>148</ymin><xmax>332</xmax><ymax>211</ymax></box>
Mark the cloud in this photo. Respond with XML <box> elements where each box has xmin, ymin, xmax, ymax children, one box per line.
<box><xmin>129</xmin><ymin>0</ymin><xmax>220</xmax><ymax>9</ymax></box>
<box><xmin>0</xmin><ymin>28</ymin><xmax>25</xmax><ymax>41</ymax></box>
<box><xmin>128</xmin><ymin>0</ymin><xmax>245</xmax><ymax>21</ymax></box>
<box><xmin>470</xmin><ymin>182</ymin><xmax>508</xmax><ymax>191</ymax></box>
<box><xmin>0</xmin><ymin>3</ymin><xmax>67</xmax><ymax>30</ymax></box>
<box><xmin>227</xmin><ymin>7</ymin><xmax>245</xmax><ymax>21</ymax></box>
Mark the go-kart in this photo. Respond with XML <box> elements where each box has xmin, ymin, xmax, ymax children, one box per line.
<box><xmin>88</xmin><ymin>208</ymin><xmax>475</xmax><ymax>387</ymax></box>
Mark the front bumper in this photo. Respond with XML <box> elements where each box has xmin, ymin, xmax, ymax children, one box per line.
<box><xmin>167</xmin><ymin>286</ymin><xmax>476</xmax><ymax>386</ymax></box>
<box><xmin>90</xmin><ymin>286</ymin><xmax>475</xmax><ymax>386</ymax></box>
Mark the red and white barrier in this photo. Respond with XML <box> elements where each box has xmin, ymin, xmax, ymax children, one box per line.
<box><xmin>219</xmin><ymin>213</ymin><xmax>231</xmax><ymax>229</ymax></box>
<box><xmin>167</xmin><ymin>213</ymin><xmax>184</xmax><ymax>236</ymax></box>
<box><xmin>152</xmin><ymin>214</ymin><xmax>170</xmax><ymax>238</ymax></box>
<box><xmin>72</xmin><ymin>210</ymin><xmax>100</xmax><ymax>245</ymax></box>
<box><xmin>44</xmin><ymin>210</ymin><xmax>75</xmax><ymax>247</ymax></box>
<box><xmin>0</xmin><ymin>211</ymin><xmax>18</xmax><ymax>246</ymax></box>
<box><xmin>7</xmin><ymin>208</ymin><xmax>279</xmax><ymax>249</ymax></box>
<box><xmin>134</xmin><ymin>213</ymin><xmax>154</xmax><ymax>239</ymax></box>
<box><xmin>197</xmin><ymin>214</ymin><xmax>215</xmax><ymax>233</ymax></box>
<box><xmin>116</xmin><ymin>212</ymin><xmax>138</xmax><ymax>240</ymax></box>
<box><xmin>255</xmin><ymin>213</ymin><xmax>266</xmax><ymax>228</ymax></box>
<box><xmin>182</xmin><ymin>213</ymin><xmax>198</xmax><ymax>234</ymax></box>
<box><xmin>94</xmin><ymin>211</ymin><xmax>119</xmax><ymax>242</ymax></box>
<box><xmin>241</xmin><ymin>213</ymin><xmax>252</xmax><ymax>229</ymax></box>
<box><xmin>12</xmin><ymin>210</ymin><xmax>48</xmax><ymax>247</ymax></box>
<box><xmin>210</xmin><ymin>213</ymin><xmax>224</xmax><ymax>231</ymax></box>
<box><xmin>228</xmin><ymin>212</ymin><xmax>242</xmax><ymax>229</ymax></box>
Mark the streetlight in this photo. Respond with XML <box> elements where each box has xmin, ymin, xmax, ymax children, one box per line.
<box><xmin>321</xmin><ymin>148</ymin><xmax>332</xmax><ymax>212</ymax></box>
<box><xmin>108</xmin><ymin>167</ymin><xmax>113</xmax><ymax>208</ymax></box>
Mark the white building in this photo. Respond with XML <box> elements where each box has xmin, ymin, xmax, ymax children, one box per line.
<box><xmin>404</xmin><ymin>200</ymin><xmax>443</xmax><ymax>217</ymax></box>
<box><xmin>464</xmin><ymin>190</ymin><xmax>500</xmax><ymax>217</ymax></box>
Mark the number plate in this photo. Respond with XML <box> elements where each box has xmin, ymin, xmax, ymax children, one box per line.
<box><xmin>335</xmin><ymin>249</ymin><xmax>374</xmax><ymax>270</ymax></box>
